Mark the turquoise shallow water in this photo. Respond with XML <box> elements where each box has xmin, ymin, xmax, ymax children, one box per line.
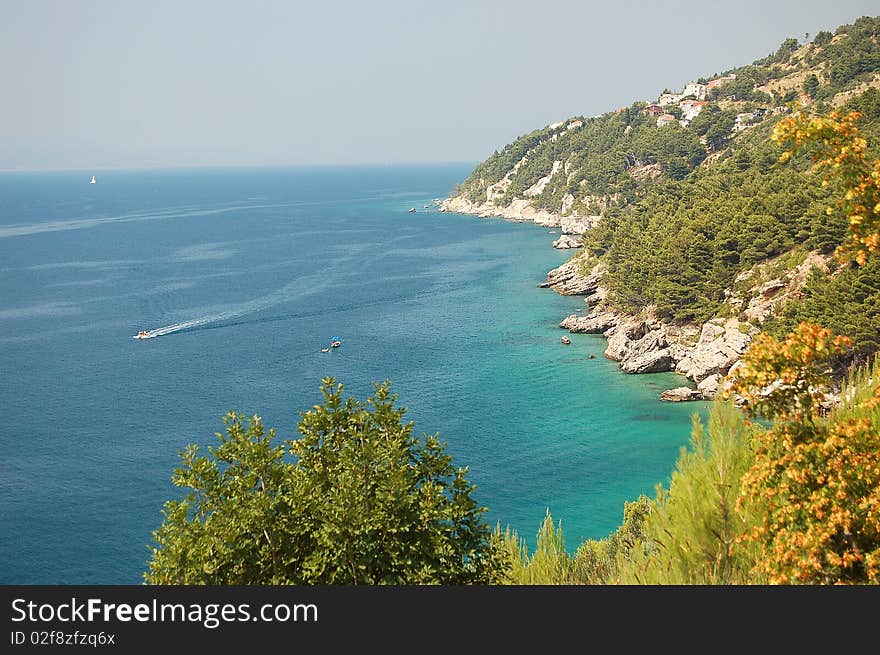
<box><xmin>0</xmin><ymin>165</ymin><xmax>705</xmax><ymax>583</ymax></box>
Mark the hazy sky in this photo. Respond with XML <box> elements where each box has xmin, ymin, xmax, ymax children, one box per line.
<box><xmin>2</xmin><ymin>0</ymin><xmax>878</xmax><ymax>170</ymax></box>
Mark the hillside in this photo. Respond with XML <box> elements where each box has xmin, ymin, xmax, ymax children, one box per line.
<box><xmin>442</xmin><ymin>15</ymin><xmax>880</xmax><ymax>399</ymax></box>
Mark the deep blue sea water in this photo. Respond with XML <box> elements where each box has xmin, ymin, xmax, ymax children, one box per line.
<box><xmin>0</xmin><ymin>165</ymin><xmax>705</xmax><ymax>583</ymax></box>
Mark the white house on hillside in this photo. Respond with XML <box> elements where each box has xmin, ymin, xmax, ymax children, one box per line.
<box><xmin>679</xmin><ymin>100</ymin><xmax>708</xmax><ymax>125</ymax></box>
<box><xmin>682</xmin><ymin>82</ymin><xmax>708</xmax><ymax>100</ymax></box>
<box><xmin>658</xmin><ymin>92</ymin><xmax>683</xmax><ymax>106</ymax></box>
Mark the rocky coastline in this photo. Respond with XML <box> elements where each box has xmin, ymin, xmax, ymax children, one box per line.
<box><xmin>442</xmin><ymin>194</ymin><xmax>830</xmax><ymax>403</ymax></box>
<box><xmin>540</xmin><ymin>257</ymin><xmax>753</xmax><ymax>400</ymax></box>
<box><xmin>440</xmin><ymin>195</ymin><xmax>598</xmax><ymax>248</ymax></box>
<box><xmin>545</xmin><ymin>251</ymin><xmax>830</xmax><ymax>401</ymax></box>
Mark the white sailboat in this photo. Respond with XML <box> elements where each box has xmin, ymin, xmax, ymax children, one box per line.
<box><xmin>89</xmin><ymin>175</ymin><xmax>96</xmax><ymax>184</ymax></box>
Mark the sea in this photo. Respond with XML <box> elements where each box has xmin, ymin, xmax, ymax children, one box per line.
<box><xmin>0</xmin><ymin>165</ymin><xmax>705</xmax><ymax>583</ymax></box>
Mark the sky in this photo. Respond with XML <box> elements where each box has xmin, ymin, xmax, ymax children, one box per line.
<box><xmin>1</xmin><ymin>0</ymin><xmax>878</xmax><ymax>171</ymax></box>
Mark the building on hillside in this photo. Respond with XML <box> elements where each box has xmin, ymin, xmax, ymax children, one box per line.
<box><xmin>680</xmin><ymin>99</ymin><xmax>709</xmax><ymax>115</ymax></box>
<box><xmin>658</xmin><ymin>93</ymin><xmax>683</xmax><ymax>106</ymax></box>
<box><xmin>549</xmin><ymin>121</ymin><xmax>565</xmax><ymax>130</ymax></box>
<box><xmin>656</xmin><ymin>113</ymin><xmax>676</xmax><ymax>127</ymax></box>
<box><xmin>682</xmin><ymin>82</ymin><xmax>708</xmax><ymax>100</ymax></box>
<box><xmin>643</xmin><ymin>104</ymin><xmax>664</xmax><ymax>116</ymax></box>
<box><xmin>567</xmin><ymin>119</ymin><xmax>584</xmax><ymax>130</ymax></box>
<box><xmin>680</xmin><ymin>101</ymin><xmax>708</xmax><ymax>125</ymax></box>
<box><xmin>678</xmin><ymin>100</ymin><xmax>709</xmax><ymax>127</ymax></box>
<box><xmin>679</xmin><ymin>99</ymin><xmax>706</xmax><ymax>111</ymax></box>
<box><xmin>733</xmin><ymin>112</ymin><xmax>757</xmax><ymax>132</ymax></box>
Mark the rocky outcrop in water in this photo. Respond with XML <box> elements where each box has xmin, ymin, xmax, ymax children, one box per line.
<box><xmin>539</xmin><ymin>258</ymin><xmax>604</xmax><ymax>296</ymax></box>
<box><xmin>674</xmin><ymin>319</ymin><xmax>755</xmax><ymax>383</ymax></box>
<box><xmin>552</xmin><ymin>234</ymin><xmax>582</xmax><ymax>249</ymax></box>
<box><xmin>600</xmin><ymin>315</ymin><xmax>755</xmax><ymax>398</ymax></box>
<box><xmin>659</xmin><ymin>387</ymin><xmax>703</xmax><ymax>402</ymax></box>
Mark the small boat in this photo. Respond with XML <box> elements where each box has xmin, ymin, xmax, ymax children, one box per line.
<box><xmin>561</xmin><ymin>336</ymin><xmax>571</xmax><ymax>345</ymax></box>
<box><xmin>330</xmin><ymin>336</ymin><xmax>342</xmax><ymax>348</ymax></box>
<box><xmin>588</xmin><ymin>353</ymin><xmax>596</xmax><ymax>359</ymax></box>
<box><xmin>89</xmin><ymin>175</ymin><xmax>96</xmax><ymax>184</ymax></box>
<box><xmin>423</xmin><ymin>204</ymin><xmax>429</xmax><ymax>208</ymax></box>
<box><xmin>133</xmin><ymin>330</ymin><xmax>150</xmax><ymax>340</ymax></box>
<box><xmin>321</xmin><ymin>347</ymin><xmax>330</xmax><ymax>353</ymax></box>
<box><xmin>408</xmin><ymin>207</ymin><xmax>416</xmax><ymax>213</ymax></box>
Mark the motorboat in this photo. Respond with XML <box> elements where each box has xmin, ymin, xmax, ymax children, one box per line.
<box><xmin>133</xmin><ymin>330</ymin><xmax>150</xmax><ymax>340</ymax></box>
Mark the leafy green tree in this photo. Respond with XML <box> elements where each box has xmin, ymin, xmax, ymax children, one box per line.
<box><xmin>145</xmin><ymin>378</ymin><xmax>507</xmax><ymax>584</ymax></box>
<box><xmin>813</xmin><ymin>30</ymin><xmax>832</xmax><ymax>46</ymax></box>
<box><xmin>688</xmin><ymin>105</ymin><xmax>737</xmax><ymax>151</ymax></box>
<box><xmin>802</xmin><ymin>73</ymin><xmax>820</xmax><ymax>98</ymax></box>
<box><xmin>777</xmin><ymin>37</ymin><xmax>801</xmax><ymax>60</ymax></box>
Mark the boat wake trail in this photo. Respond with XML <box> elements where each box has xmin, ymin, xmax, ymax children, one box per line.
<box><xmin>134</xmin><ymin>310</ymin><xmax>246</xmax><ymax>339</ymax></box>
<box><xmin>134</xmin><ymin>273</ymin><xmax>465</xmax><ymax>341</ymax></box>
<box><xmin>144</xmin><ymin>315</ymin><xmax>225</xmax><ymax>338</ymax></box>
<box><xmin>134</xmin><ymin>274</ymin><xmax>327</xmax><ymax>339</ymax></box>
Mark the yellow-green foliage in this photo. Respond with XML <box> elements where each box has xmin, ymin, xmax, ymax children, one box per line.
<box><xmin>498</xmin><ymin>496</ymin><xmax>651</xmax><ymax>584</ymax></box>
<box><xmin>830</xmin><ymin>357</ymin><xmax>880</xmax><ymax>417</ymax></box>
<box><xmin>571</xmin><ymin>496</ymin><xmax>651</xmax><ymax>584</ymax></box>
<box><xmin>496</xmin><ymin>511</ymin><xmax>572</xmax><ymax>584</ymax></box>
<box><xmin>616</xmin><ymin>402</ymin><xmax>762</xmax><ymax>584</ymax></box>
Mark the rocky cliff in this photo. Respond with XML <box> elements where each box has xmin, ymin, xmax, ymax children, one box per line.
<box><xmin>440</xmin><ymin>194</ymin><xmax>599</xmax><ymax>237</ymax></box>
<box><xmin>547</xmin><ymin>251</ymin><xmax>831</xmax><ymax>401</ymax></box>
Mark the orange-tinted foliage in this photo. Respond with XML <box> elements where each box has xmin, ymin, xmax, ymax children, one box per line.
<box><xmin>730</xmin><ymin>324</ymin><xmax>879</xmax><ymax>584</ymax></box>
<box><xmin>773</xmin><ymin>110</ymin><xmax>880</xmax><ymax>266</ymax></box>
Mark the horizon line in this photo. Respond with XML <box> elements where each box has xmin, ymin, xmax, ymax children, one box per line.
<box><xmin>0</xmin><ymin>160</ymin><xmax>480</xmax><ymax>174</ymax></box>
